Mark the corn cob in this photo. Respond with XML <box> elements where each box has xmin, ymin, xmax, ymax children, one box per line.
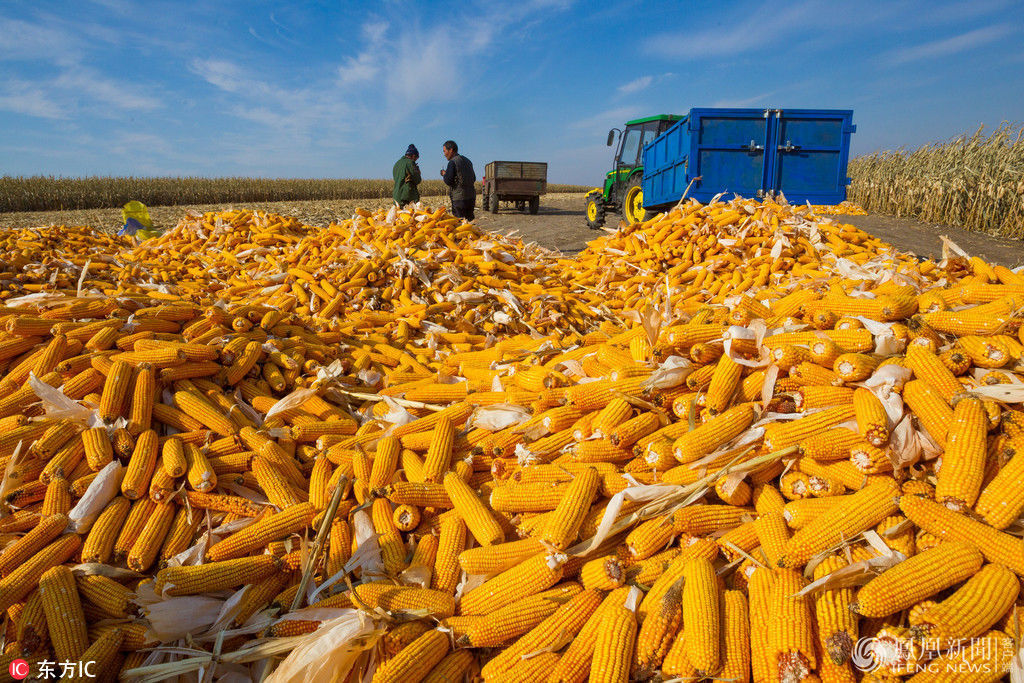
<box><xmin>768</xmin><ymin>568</ymin><xmax>817</xmax><ymax>682</ymax></box>
<box><xmin>588</xmin><ymin>604</ymin><xmax>636</xmax><ymax>683</ymax></box>
<box><xmin>205</xmin><ymin>502</ymin><xmax>315</xmax><ymax>561</ymax></box>
<box><xmin>672</xmin><ymin>402</ymin><xmax>756</xmax><ymax>463</ymax></box>
<box><xmin>443</xmin><ymin>472</ymin><xmax>504</xmax><ymax>547</ymax></box>
<box><xmin>853</xmin><ymin>541</ymin><xmax>983</xmax><ymax>617</ymax></box>
<box><xmin>121</xmin><ymin>429</ymin><xmax>158</xmax><ymax>500</ymax></box>
<box><xmin>459</xmin><ymin>551</ymin><xmax>564</xmax><ymax>616</ymax></box>
<box><xmin>682</xmin><ymin>557</ymin><xmax>721</xmax><ymax>675</ymax></box>
<box><xmin>461</xmin><ymin>584</ymin><xmax>578</xmax><ymax>647</ymax></box>
<box><xmin>779</xmin><ymin>478</ymin><xmax>899</xmax><ymax>567</ymax></box>
<box><xmin>541</xmin><ymin>466</ymin><xmax>600</xmax><ymax>550</ymax></box>
<box><xmin>482</xmin><ymin>588</ymin><xmax>602</xmax><ymax>679</ymax></box>
<box><xmin>126</xmin><ymin>501</ymin><xmax>176</xmax><ymax>572</ymax></box>
<box><xmin>899</xmin><ymin>494</ymin><xmax>1024</xmax><ymax>575</ymax></box>
<box><xmin>155</xmin><ymin>555</ymin><xmax>282</xmax><ymax>596</ymax></box>
<box><xmin>371</xmin><ymin>629</ymin><xmax>449</xmax><ymax>683</ymax></box>
<box><xmin>354</xmin><ymin>583</ymin><xmax>456</xmax><ymax>618</ymax></box>
<box><xmin>934</xmin><ymin>396</ymin><xmax>987</xmax><ymax>508</ymax></box>
<box><xmin>457</xmin><ymin>537</ymin><xmax>544</xmax><ymax>575</ymax></box>
<box><xmin>0</xmin><ymin>513</ymin><xmax>69</xmax><ymax>577</ymax></box>
<box><xmin>0</xmin><ymin>534</ymin><xmax>81</xmax><ymax>614</ymax></box>
<box><xmin>39</xmin><ymin>565</ymin><xmax>89</xmax><ymax>662</ymax></box>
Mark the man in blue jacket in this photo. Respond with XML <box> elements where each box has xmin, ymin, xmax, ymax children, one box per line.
<box><xmin>393</xmin><ymin>144</ymin><xmax>421</xmax><ymax>206</ymax></box>
<box><xmin>440</xmin><ymin>140</ymin><xmax>476</xmax><ymax>220</ymax></box>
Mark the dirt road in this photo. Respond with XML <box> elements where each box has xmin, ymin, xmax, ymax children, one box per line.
<box><xmin>1</xmin><ymin>192</ymin><xmax>1019</xmax><ymax>267</ymax></box>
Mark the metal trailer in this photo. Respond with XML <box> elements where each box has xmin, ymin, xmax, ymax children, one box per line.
<box><xmin>482</xmin><ymin>161</ymin><xmax>548</xmax><ymax>215</ymax></box>
<box><xmin>641</xmin><ymin>108</ymin><xmax>857</xmax><ymax>209</ymax></box>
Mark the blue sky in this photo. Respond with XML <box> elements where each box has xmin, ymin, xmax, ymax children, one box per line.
<box><xmin>1</xmin><ymin>0</ymin><xmax>1022</xmax><ymax>184</ymax></box>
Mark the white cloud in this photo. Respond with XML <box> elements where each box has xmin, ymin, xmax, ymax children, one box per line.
<box><xmin>384</xmin><ymin>29</ymin><xmax>460</xmax><ymax>113</ymax></box>
<box><xmin>0</xmin><ymin>12</ymin><xmax>161</xmax><ymax>120</ymax></box>
<box><xmin>190</xmin><ymin>7</ymin><xmax>542</xmax><ymax>144</ymax></box>
<box><xmin>247</xmin><ymin>25</ymin><xmax>275</xmax><ymax>48</ymax></box>
<box><xmin>523</xmin><ymin>0</ymin><xmax>575</xmax><ymax>9</ymax></box>
<box><xmin>569</xmin><ymin>106</ymin><xmax>647</xmax><ymax>133</ymax></box>
<box><xmin>269</xmin><ymin>12</ymin><xmax>289</xmax><ymax>31</ymax></box>
<box><xmin>337</xmin><ymin>52</ymin><xmax>379</xmax><ymax>86</ymax></box>
<box><xmin>911</xmin><ymin>0</ymin><xmax>1014</xmax><ymax>27</ymax></box>
<box><xmin>886</xmin><ymin>25</ymin><xmax>1011</xmax><ymax>65</ymax></box>
<box><xmin>616</xmin><ymin>72</ymin><xmax>674</xmax><ymax>96</ymax></box>
<box><xmin>108</xmin><ymin>132</ymin><xmax>173</xmax><ymax>157</ymax></box>
<box><xmin>712</xmin><ymin>91</ymin><xmax>778</xmax><ymax>108</ymax></box>
<box><xmin>0</xmin><ymin>67</ymin><xmax>159</xmax><ymax>120</ymax></box>
<box><xmin>189</xmin><ymin>59</ymin><xmax>249</xmax><ymax>94</ymax></box>
<box><xmin>54</xmin><ymin>68</ymin><xmax>160</xmax><ymax>111</ymax></box>
<box><xmin>618</xmin><ymin>76</ymin><xmax>653</xmax><ymax>95</ymax></box>
<box><xmin>0</xmin><ymin>11</ymin><xmax>124</xmax><ymax>67</ymax></box>
<box><xmin>645</xmin><ymin>1</ymin><xmax>825</xmax><ymax>58</ymax></box>
<box><xmin>0</xmin><ymin>16</ymin><xmax>81</xmax><ymax>65</ymax></box>
<box><xmin>86</xmin><ymin>0</ymin><xmax>134</xmax><ymax>12</ymax></box>
<box><xmin>362</xmin><ymin>19</ymin><xmax>388</xmax><ymax>43</ymax></box>
<box><xmin>187</xmin><ymin>56</ymin><xmax>361</xmax><ymax>151</ymax></box>
<box><xmin>0</xmin><ymin>80</ymin><xmax>66</xmax><ymax>119</ymax></box>
<box><xmin>1</xmin><ymin>2</ymin><xmax>579</xmax><ymax>173</ymax></box>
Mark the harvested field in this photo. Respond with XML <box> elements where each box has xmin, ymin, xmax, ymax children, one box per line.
<box><xmin>0</xmin><ymin>175</ymin><xmax>588</xmax><ymax>213</ymax></box>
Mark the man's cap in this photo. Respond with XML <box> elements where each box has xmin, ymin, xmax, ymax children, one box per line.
<box><xmin>406</xmin><ymin>144</ymin><xmax>419</xmax><ymax>157</ymax></box>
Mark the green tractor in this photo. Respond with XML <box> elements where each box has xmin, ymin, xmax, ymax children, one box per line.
<box><xmin>584</xmin><ymin>114</ymin><xmax>682</xmax><ymax>229</ymax></box>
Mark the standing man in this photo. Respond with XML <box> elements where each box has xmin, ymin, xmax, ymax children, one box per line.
<box><xmin>393</xmin><ymin>144</ymin><xmax>421</xmax><ymax>207</ymax></box>
<box><xmin>440</xmin><ymin>140</ymin><xmax>476</xmax><ymax>220</ymax></box>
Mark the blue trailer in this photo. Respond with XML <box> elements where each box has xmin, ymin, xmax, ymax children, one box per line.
<box><xmin>584</xmin><ymin>108</ymin><xmax>856</xmax><ymax>228</ymax></box>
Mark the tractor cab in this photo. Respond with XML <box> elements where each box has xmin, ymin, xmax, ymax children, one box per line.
<box><xmin>585</xmin><ymin>114</ymin><xmax>682</xmax><ymax>228</ymax></box>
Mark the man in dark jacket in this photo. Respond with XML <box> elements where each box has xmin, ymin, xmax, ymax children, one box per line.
<box><xmin>393</xmin><ymin>144</ymin><xmax>421</xmax><ymax>206</ymax></box>
<box><xmin>440</xmin><ymin>140</ymin><xmax>476</xmax><ymax>220</ymax></box>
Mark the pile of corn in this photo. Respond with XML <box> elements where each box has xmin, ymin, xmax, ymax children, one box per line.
<box><xmin>810</xmin><ymin>201</ymin><xmax>868</xmax><ymax>216</ymax></box>
<box><xmin>0</xmin><ymin>199</ymin><xmax>1021</xmax><ymax>683</ymax></box>
<box><xmin>123</xmin><ymin>208</ymin><xmax>593</xmax><ymax>337</ymax></box>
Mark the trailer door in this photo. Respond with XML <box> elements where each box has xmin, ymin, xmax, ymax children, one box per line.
<box><xmin>688</xmin><ymin>109</ymin><xmax>772</xmax><ymax>202</ymax></box>
<box><xmin>766</xmin><ymin>110</ymin><xmax>856</xmax><ymax>205</ymax></box>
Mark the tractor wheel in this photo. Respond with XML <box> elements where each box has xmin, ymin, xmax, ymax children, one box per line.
<box><xmin>481</xmin><ymin>192</ymin><xmax>489</xmax><ymax>211</ymax></box>
<box><xmin>623</xmin><ymin>177</ymin><xmax>646</xmax><ymax>225</ymax></box>
<box><xmin>489</xmin><ymin>190</ymin><xmax>499</xmax><ymax>214</ymax></box>
<box><xmin>585</xmin><ymin>193</ymin><xmax>606</xmax><ymax>229</ymax></box>
<box><xmin>528</xmin><ymin>196</ymin><xmax>539</xmax><ymax>215</ymax></box>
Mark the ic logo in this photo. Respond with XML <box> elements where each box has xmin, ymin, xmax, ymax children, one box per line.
<box><xmin>9</xmin><ymin>658</ymin><xmax>30</xmax><ymax>680</ymax></box>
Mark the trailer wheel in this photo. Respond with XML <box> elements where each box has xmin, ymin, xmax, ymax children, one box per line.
<box><xmin>482</xmin><ymin>192</ymin><xmax>489</xmax><ymax>211</ymax></box>
<box><xmin>585</xmin><ymin>193</ymin><xmax>605</xmax><ymax>229</ymax></box>
<box><xmin>528</xmin><ymin>196</ymin><xmax>539</xmax><ymax>215</ymax></box>
<box><xmin>489</xmin><ymin>190</ymin><xmax>499</xmax><ymax>214</ymax></box>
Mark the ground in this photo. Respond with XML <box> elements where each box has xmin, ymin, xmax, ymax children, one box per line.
<box><xmin>1</xmin><ymin>193</ymin><xmax>1020</xmax><ymax>267</ymax></box>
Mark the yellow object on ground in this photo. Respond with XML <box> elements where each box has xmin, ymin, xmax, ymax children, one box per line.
<box><xmin>121</xmin><ymin>200</ymin><xmax>153</xmax><ymax>228</ymax></box>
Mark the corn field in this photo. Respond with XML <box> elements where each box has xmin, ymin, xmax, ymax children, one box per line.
<box><xmin>0</xmin><ymin>176</ymin><xmax>589</xmax><ymax>213</ymax></box>
<box><xmin>849</xmin><ymin>122</ymin><xmax>1024</xmax><ymax>239</ymax></box>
